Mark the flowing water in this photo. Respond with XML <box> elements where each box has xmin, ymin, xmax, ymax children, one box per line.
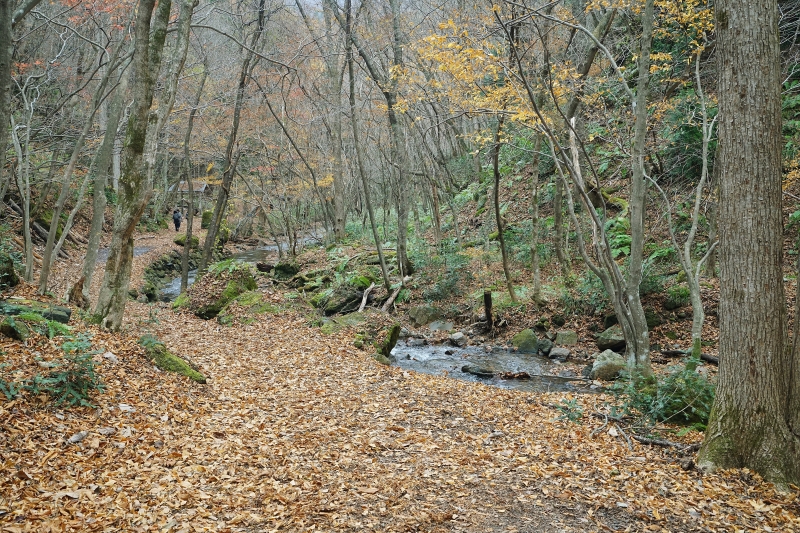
<box><xmin>391</xmin><ymin>341</ymin><xmax>593</xmax><ymax>393</ymax></box>
<box><xmin>160</xmin><ymin>233</ymin><xmax>322</xmax><ymax>301</ymax></box>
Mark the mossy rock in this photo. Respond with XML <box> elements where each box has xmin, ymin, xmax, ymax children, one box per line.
<box><xmin>174</xmin><ymin>234</ymin><xmax>200</xmax><ymax>249</ymax></box>
<box><xmin>347</xmin><ymin>274</ymin><xmax>374</xmax><ymax>290</ymax></box>
<box><xmin>201</xmin><ymin>210</ymin><xmax>213</xmax><ymax>229</ymax></box>
<box><xmin>0</xmin><ymin>299</ymin><xmax>71</xmax><ymax>324</ymax></box>
<box><xmin>645</xmin><ymin>308</ymin><xmax>663</xmax><ymax>329</ymax></box>
<box><xmin>512</xmin><ymin>329</ymin><xmax>538</xmax><ymax>354</ymax></box>
<box><xmin>0</xmin><ymin>316</ymin><xmax>29</xmax><ymax>340</ymax></box>
<box><xmin>172</xmin><ymin>293</ymin><xmax>190</xmax><ymax>309</ymax></box>
<box><xmin>408</xmin><ymin>305</ymin><xmax>442</xmax><ymax>327</ymax></box>
<box><xmin>319</xmin><ymin>312</ymin><xmax>368</xmax><ymax>335</ymax></box>
<box><xmin>138</xmin><ymin>335</ymin><xmax>206</xmax><ymax>383</ymax></box>
<box><xmin>372</xmin><ymin>352</ymin><xmax>391</xmax><ymax>365</ymax></box>
<box><xmin>320</xmin><ymin>285</ymin><xmax>362</xmax><ymax>316</ymax></box>
<box><xmin>273</xmin><ymin>262</ymin><xmax>300</xmax><ymax>280</ymax></box>
<box><xmin>195</xmin><ymin>274</ymin><xmax>257</xmax><ymax>320</ymax></box>
<box><xmin>375</xmin><ymin>323</ymin><xmax>401</xmax><ymax>358</ymax></box>
<box><xmin>0</xmin><ymin>252</ymin><xmax>19</xmax><ymax>288</ymax></box>
<box><xmin>216</xmin><ymin>291</ymin><xmax>280</xmax><ymax>325</ymax></box>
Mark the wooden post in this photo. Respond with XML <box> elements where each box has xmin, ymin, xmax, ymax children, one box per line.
<box><xmin>484</xmin><ymin>290</ymin><xmax>493</xmax><ymax>331</ymax></box>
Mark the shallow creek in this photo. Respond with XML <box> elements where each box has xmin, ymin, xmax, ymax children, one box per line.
<box><xmin>391</xmin><ymin>341</ymin><xmax>593</xmax><ymax>393</ymax></box>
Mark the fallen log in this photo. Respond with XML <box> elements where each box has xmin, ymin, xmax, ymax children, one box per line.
<box><xmin>660</xmin><ymin>349</ymin><xmax>718</xmax><ymax>366</ymax></box>
<box><xmin>358</xmin><ymin>283</ymin><xmax>375</xmax><ymax>312</ymax></box>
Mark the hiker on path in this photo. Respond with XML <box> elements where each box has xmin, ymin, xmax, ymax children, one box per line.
<box><xmin>173</xmin><ymin>209</ymin><xmax>182</xmax><ymax>232</ymax></box>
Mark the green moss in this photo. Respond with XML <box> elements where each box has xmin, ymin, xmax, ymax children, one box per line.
<box><xmin>375</xmin><ymin>323</ymin><xmax>401</xmax><ymax>358</ymax></box>
<box><xmin>174</xmin><ymin>234</ymin><xmax>200</xmax><ymax>249</ymax></box>
<box><xmin>172</xmin><ymin>293</ymin><xmax>189</xmax><ymax>309</ymax></box>
<box><xmin>0</xmin><ymin>316</ymin><xmax>29</xmax><ymax>340</ymax></box>
<box><xmin>195</xmin><ymin>275</ymin><xmax>257</xmax><ymax>319</ymax></box>
<box><xmin>201</xmin><ymin>210</ymin><xmax>213</xmax><ymax>229</ymax></box>
<box><xmin>138</xmin><ymin>335</ymin><xmax>206</xmax><ymax>383</ymax></box>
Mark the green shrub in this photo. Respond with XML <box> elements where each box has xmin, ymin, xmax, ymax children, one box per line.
<box><xmin>24</xmin><ymin>334</ymin><xmax>105</xmax><ymax>407</ymax></box>
<box><xmin>201</xmin><ymin>210</ymin><xmax>213</xmax><ymax>229</ymax></box>
<box><xmin>610</xmin><ymin>358</ymin><xmax>715</xmax><ymax>428</ymax></box>
<box><xmin>665</xmin><ymin>284</ymin><xmax>690</xmax><ymax>309</ymax></box>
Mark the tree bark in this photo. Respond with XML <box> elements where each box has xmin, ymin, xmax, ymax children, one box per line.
<box><xmin>95</xmin><ymin>0</ymin><xmax>171</xmax><ymax>330</ymax></box>
<box><xmin>181</xmin><ymin>61</ymin><xmax>208</xmax><ymax>292</ymax></box>
<box><xmin>82</xmin><ymin>70</ymin><xmax>128</xmax><ymax>302</ymax></box>
<box><xmin>201</xmin><ymin>0</ymin><xmax>265</xmax><ymax>271</ymax></box>
<box><xmin>345</xmin><ymin>0</ymin><xmax>390</xmax><ymax>291</ymax></box>
<box><xmin>492</xmin><ymin>114</ymin><xmax>516</xmax><ymax>302</ymax></box>
<box><xmin>698</xmin><ymin>0</ymin><xmax>800</xmax><ymax>487</ymax></box>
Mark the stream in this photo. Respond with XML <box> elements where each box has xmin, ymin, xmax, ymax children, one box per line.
<box><xmin>160</xmin><ymin>234</ymin><xmax>322</xmax><ymax>301</ymax></box>
<box><xmin>391</xmin><ymin>341</ymin><xmax>593</xmax><ymax>393</ymax></box>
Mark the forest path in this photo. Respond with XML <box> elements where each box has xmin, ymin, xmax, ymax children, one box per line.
<box><xmin>4</xmin><ymin>228</ymin><xmax>796</xmax><ymax>532</ymax></box>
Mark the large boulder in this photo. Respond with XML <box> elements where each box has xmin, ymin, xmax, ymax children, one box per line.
<box><xmin>537</xmin><ymin>338</ymin><xmax>554</xmax><ymax>356</ymax></box>
<box><xmin>408</xmin><ymin>305</ymin><xmax>442</xmax><ymax>327</ymax></box>
<box><xmin>596</xmin><ymin>325</ymin><xmax>626</xmax><ymax>352</ymax></box>
<box><xmin>174</xmin><ymin>234</ymin><xmax>200</xmax><ymax>249</ymax></box>
<box><xmin>313</xmin><ymin>285</ymin><xmax>362</xmax><ymax>316</ymax></box>
<box><xmin>591</xmin><ymin>349</ymin><xmax>626</xmax><ymax>381</ymax></box>
<box><xmin>555</xmin><ymin>330</ymin><xmax>578</xmax><ymax>346</ymax></box>
<box><xmin>449</xmin><ymin>332</ymin><xmax>468</xmax><ymax>347</ymax></box>
<box><xmin>0</xmin><ymin>252</ymin><xmax>19</xmax><ymax>288</ymax></box>
<box><xmin>0</xmin><ymin>316</ymin><xmax>29</xmax><ymax>340</ymax></box>
<box><xmin>511</xmin><ymin>329</ymin><xmax>538</xmax><ymax>353</ymax></box>
<box><xmin>549</xmin><ymin>347</ymin><xmax>571</xmax><ymax>361</ymax></box>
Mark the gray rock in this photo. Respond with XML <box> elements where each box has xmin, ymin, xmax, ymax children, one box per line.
<box><xmin>555</xmin><ymin>330</ymin><xmax>578</xmax><ymax>346</ymax></box>
<box><xmin>97</xmin><ymin>427</ymin><xmax>115</xmax><ymax>436</ymax></box>
<box><xmin>537</xmin><ymin>338</ymin><xmax>554</xmax><ymax>356</ymax></box>
<box><xmin>408</xmin><ymin>305</ymin><xmax>442</xmax><ymax>326</ymax></box>
<box><xmin>449</xmin><ymin>332</ymin><xmax>468</xmax><ymax>347</ymax></box>
<box><xmin>549</xmin><ymin>347</ymin><xmax>571</xmax><ymax>361</ymax></box>
<box><xmin>372</xmin><ymin>353</ymin><xmax>391</xmax><ymax>365</ymax></box>
<box><xmin>591</xmin><ymin>349</ymin><xmax>626</xmax><ymax>380</ymax></box>
<box><xmin>461</xmin><ymin>364</ymin><xmax>494</xmax><ymax>378</ymax></box>
<box><xmin>511</xmin><ymin>329</ymin><xmax>538</xmax><ymax>353</ymax></box>
<box><xmin>406</xmin><ymin>338</ymin><xmax>427</xmax><ymax>347</ymax></box>
<box><xmin>429</xmin><ymin>320</ymin><xmax>454</xmax><ymax>332</ymax></box>
<box><xmin>597</xmin><ymin>325</ymin><xmax>626</xmax><ymax>352</ymax></box>
<box><xmin>103</xmin><ymin>352</ymin><xmax>119</xmax><ymax>364</ymax></box>
<box><xmin>67</xmin><ymin>431</ymin><xmax>89</xmax><ymax>444</ymax></box>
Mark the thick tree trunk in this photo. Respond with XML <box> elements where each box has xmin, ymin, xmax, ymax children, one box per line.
<box><xmin>698</xmin><ymin>0</ymin><xmax>800</xmax><ymax>487</ymax></box>
<box><xmin>95</xmin><ymin>0</ymin><xmax>170</xmax><ymax>331</ymax></box>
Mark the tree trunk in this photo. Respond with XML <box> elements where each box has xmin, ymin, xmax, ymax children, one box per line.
<box><xmin>345</xmin><ymin>0</ymin><xmax>390</xmax><ymax>291</ymax></box>
<box><xmin>624</xmin><ymin>0</ymin><xmax>654</xmax><ymax>372</ymax></box>
<box><xmin>530</xmin><ymin>133</ymin><xmax>543</xmax><ymax>303</ymax></box>
<box><xmin>0</xmin><ymin>0</ymin><xmax>11</xmax><ymax>200</ymax></box>
<box><xmin>39</xmin><ymin>43</ymin><xmax>123</xmax><ymax>293</ymax></box>
<box><xmin>201</xmin><ymin>0</ymin><xmax>265</xmax><ymax>271</ymax></box>
<box><xmin>181</xmin><ymin>62</ymin><xmax>208</xmax><ymax>292</ymax></box>
<box><xmin>492</xmin><ymin>114</ymin><xmax>516</xmax><ymax>302</ymax></box>
<box><xmin>95</xmin><ymin>0</ymin><xmax>170</xmax><ymax>331</ymax></box>
<box><xmin>82</xmin><ymin>71</ymin><xmax>128</xmax><ymax>302</ymax></box>
<box><xmin>698</xmin><ymin>0</ymin><xmax>800</xmax><ymax>487</ymax></box>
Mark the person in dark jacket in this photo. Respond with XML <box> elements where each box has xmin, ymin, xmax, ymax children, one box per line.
<box><xmin>173</xmin><ymin>209</ymin><xmax>182</xmax><ymax>232</ymax></box>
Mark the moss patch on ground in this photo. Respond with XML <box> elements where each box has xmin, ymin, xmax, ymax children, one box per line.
<box><xmin>138</xmin><ymin>335</ymin><xmax>206</xmax><ymax>383</ymax></box>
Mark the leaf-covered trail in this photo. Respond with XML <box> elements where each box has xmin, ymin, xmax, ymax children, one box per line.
<box><xmin>2</xmin><ymin>233</ymin><xmax>798</xmax><ymax>532</ymax></box>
